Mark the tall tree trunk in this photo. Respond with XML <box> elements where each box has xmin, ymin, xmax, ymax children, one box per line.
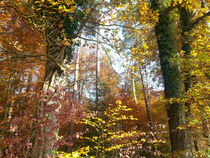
<box><xmin>180</xmin><ymin>6</ymin><xmax>192</xmax><ymax>96</ymax></box>
<box><xmin>180</xmin><ymin>6</ymin><xmax>196</xmax><ymax>151</ymax></box>
<box><xmin>32</xmin><ymin>22</ymin><xmax>67</xmax><ymax>158</ymax></box>
<box><xmin>150</xmin><ymin>0</ymin><xmax>193</xmax><ymax>157</ymax></box>
<box><xmin>180</xmin><ymin>4</ymin><xmax>210</xmax><ymax>152</ymax></box>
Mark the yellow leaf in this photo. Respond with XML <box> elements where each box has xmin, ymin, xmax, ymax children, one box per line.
<box><xmin>116</xmin><ymin>100</ymin><xmax>122</xmax><ymax>105</ymax></box>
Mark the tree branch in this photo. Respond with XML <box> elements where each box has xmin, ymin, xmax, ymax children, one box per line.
<box><xmin>0</xmin><ymin>48</ymin><xmax>65</xmax><ymax>71</ymax></box>
<box><xmin>75</xmin><ymin>3</ymin><xmax>100</xmax><ymax>37</ymax></box>
<box><xmin>188</xmin><ymin>10</ymin><xmax>210</xmax><ymax>31</ymax></box>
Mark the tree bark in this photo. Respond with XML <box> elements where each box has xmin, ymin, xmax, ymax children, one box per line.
<box><xmin>150</xmin><ymin>0</ymin><xmax>193</xmax><ymax>157</ymax></box>
<box><xmin>32</xmin><ymin>22</ymin><xmax>68</xmax><ymax>158</ymax></box>
<box><xmin>180</xmin><ymin>4</ymin><xmax>210</xmax><ymax>152</ymax></box>
<box><xmin>180</xmin><ymin>6</ymin><xmax>196</xmax><ymax>151</ymax></box>
<box><xmin>180</xmin><ymin>7</ymin><xmax>192</xmax><ymax>93</ymax></box>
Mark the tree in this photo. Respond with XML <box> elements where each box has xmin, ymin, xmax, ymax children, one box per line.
<box><xmin>107</xmin><ymin>0</ymin><xmax>207</xmax><ymax>156</ymax></box>
<box><xmin>179</xmin><ymin>1</ymin><xmax>210</xmax><ymax>154</ymax></box>
<box><xmin>0</xmin><ymin>0</ymin><xmax>95</xmax><ymax>157</ymax></box>
<box><xmin>80</xmin><ymin>100</ymin><xmax>139</xmax><ymax>158</ymax></box>
<box><xmin>150</xmin><ymin>0</ymin><xmax>193</xmax><ymax>157</ymax></box>
<box><xmin>30</xmin><ymin>1</ymin><xmax>82</xmax><ymax>156</ymax></box>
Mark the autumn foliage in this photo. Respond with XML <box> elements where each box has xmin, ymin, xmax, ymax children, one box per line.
<box><xmin>0</xmin><ymin>0</ymin><xmax>209</xmax><ymax>158</ymax></box>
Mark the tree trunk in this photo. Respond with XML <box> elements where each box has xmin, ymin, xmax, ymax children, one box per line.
<box><xmin>180</xmin><ymin>5</ymin><xmax>210</xmax><ymax>152</ymax></box>
<box><xmin>180</xmin><ymin>6</ymin><xmax>196</xmax><ymax>152</ymax></box>
<box><xmin>150</xmin><ymin>0</ymin><xmax>193</xmax><ymax>157</ymax></box>
<box><xmin>74</xmin><ymin>47</ymin><xmax>81</xmax><ymax>99</ymax></box>
<box><xmin>180</xmin><ymin>6</ymin><xmax>192</xmax><ymax>94</ymax></box>
<box><xmin>32</xmin><ymin>22</ymin><xmax>67</xmax><ymax>158</ymax></box>
<box><xmin>66</xmin><ymin>47</ymin><xmax>81</xmax><ymax>153</ymax></box>
<box><xmin>132</xmin><ymin>77</ymin><xmax>138</xmax><ymax>104</ymax></box>
<box><xmin>95</xmin><ymin>31</ymin><xmax>100</xmax><ymax>107</ymax></box>
<box><xmin>140</xmin><ymin>69</ymin><xmax>152</xmax><ymax>127</ymax></box>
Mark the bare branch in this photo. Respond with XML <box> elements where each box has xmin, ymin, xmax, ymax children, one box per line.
<box><xmin>0</xmin><ymin>48</ymin><xmax>65</xmax><ymax>71</ymax></box>
<box><xmin>188</xmin><ymin>10</ymin><xmax>210</xmax><ymax>31</ymax></box>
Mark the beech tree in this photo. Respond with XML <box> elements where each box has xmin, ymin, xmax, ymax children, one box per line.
<box><xmin>107</xmin><ymin>0</ymin><xmax>209</xmax><ymax>157</ymax></box>
<box><xmin>149</xmin><ymin>1</ymin><xmax>192</xmax><ymax>157</ymax></box>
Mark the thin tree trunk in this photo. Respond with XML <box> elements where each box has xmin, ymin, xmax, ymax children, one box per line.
<box><xmin>74</xmin><ymin>47</ymin><xmax>81</xmax><ymax>99</ymax></box>
<box><xmin>67</xmin><ymin>47</ymin><xmax>80</xmax><ymax>153</ymax></box>
<box><xmin>132</xmin><ymin>77</ymin><xmax>138</xmax><ymax>104</ymax></box>
<box><xmin>139</xmin><ymin>69</ymin><xmax>152</xmax><ymax>127</ymax></box>
<box><xmin>0</xmin><ymin>61</ymin><xmax>15</xmax><ymax>157</ymax></box>
<box><xmin>95</xmin><ymin>29</ymin><xmax>100</xmax><ymax>107</ymax></box>
<box><xmin>79</xmin><ymin>78</ymin><xmax>86</xmax><ymax>100</ymax></box>
<box><xmin>150</xmin><ymin>0</ymin><xmax>193</xmax><ymax>157</ymax></box>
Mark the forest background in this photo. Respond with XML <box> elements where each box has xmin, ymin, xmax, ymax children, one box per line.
<box><xmin>0</xmin><ymin>0</ymin><xmax>209</xmax><ymax>157</ymax></box>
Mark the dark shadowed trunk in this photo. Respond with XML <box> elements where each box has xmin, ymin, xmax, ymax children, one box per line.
<box><xmin>156</xmin><ymin>11</ymin><xmax>192</xmax><ymax>158</ymax></box>
<box><xmin>180</xmin><ymin>6</ymin><xmax>192</xmax><ymax>102</ymax></box>
<box><xmin>180</xmin><ymin>4</ymin><xmax>210</xmax><ymax>152</ymax></box>
<box><xmin>150</xmin><ymin>0</ymin><xmax>193</xmax><ymax>157</ymax></box>
<box><xmin>180</xmin><ymin>6</ymin><xmax>195</xmax><ymax>152</ymax></box>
